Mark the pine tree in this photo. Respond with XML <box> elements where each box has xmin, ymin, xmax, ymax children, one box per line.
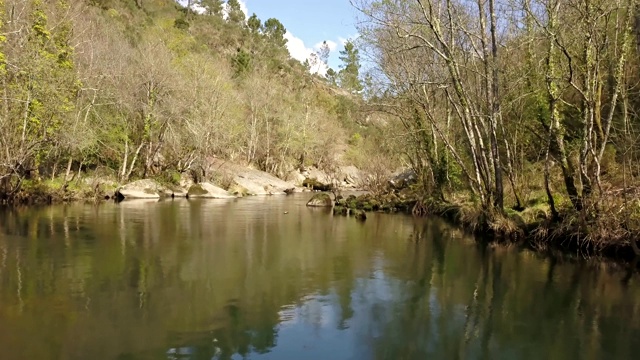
<box><xmin>198</xmin><ymin>0</ymin><xmax>223</xmax><ymax>16</ymax></box>
<box><xmin>338</xmin><ymin>40</ymin><xmax>362</xmax><ymax>93</ymax></box>
<box><xmin>226</xmin><ymin>0</ymin><xmax>245</xmax><ymax>25</ymax></box>
<box><xmin>262</xmin><ymin>18</ymin><xmax>287</xmax><ymax>48</ymax></box>
<box><xmin>247</xmin><ymin>13</ymin><xmax>261</xmax><ymax>34</ymax></box>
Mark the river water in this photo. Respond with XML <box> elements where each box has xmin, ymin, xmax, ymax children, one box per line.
<box><xmin>0</xmin><ymin>194</ymin><xmax>638</xmax><ymax>359</ymax></box>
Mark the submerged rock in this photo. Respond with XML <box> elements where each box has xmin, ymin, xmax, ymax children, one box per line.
<box><xmin>306</xmin><ymin>193</ymin><xmax>333</xmax><ymax>207</ymax></box>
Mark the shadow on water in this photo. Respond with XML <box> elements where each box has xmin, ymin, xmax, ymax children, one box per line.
<box><xmin>0</xmin><ymin>196</ymin><xmax>638</xmax><ymax>359</ymax></box>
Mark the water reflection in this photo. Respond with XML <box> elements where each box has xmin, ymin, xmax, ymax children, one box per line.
<box><xmin>0</xmin><ymin>196</ymin><xmax>638</xmax><ymax>360</ymax></box>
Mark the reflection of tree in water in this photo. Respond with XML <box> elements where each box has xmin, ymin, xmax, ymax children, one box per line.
<box><xmin>350</xmin><ymin>220</ymin><xmax>640</xmax><ymax>360</ymax></box>
<box><xmin>0</xmin><ymin>204</ymin><xmax>640</xmax><ymax>359</ymax></box>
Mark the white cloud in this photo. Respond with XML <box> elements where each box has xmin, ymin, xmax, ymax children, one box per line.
<box><xmin>284</xmin><ymin>32</ymin><xmax>312</xmax><ymax>63</ymax></box>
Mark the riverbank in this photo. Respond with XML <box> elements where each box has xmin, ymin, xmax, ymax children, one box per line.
<box><xmin>0</xmin><ymin>160</ymin><xmax>364</xmax><ymax>205</ymax></box>
<box><xmin>5</xmin><ymin>166</ymin><xmax>638</xmax><ymax>267</ymax></box>
<box><xmin>333</xmin><ymin>191</ymin><xmax>640</xmax><ymax>266</ymax></box>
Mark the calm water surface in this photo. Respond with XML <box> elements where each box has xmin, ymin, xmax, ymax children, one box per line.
<box><xmin>0</xmin><ymin>194</ymin><xmax>638</xmax><ymax>359</ymax></box>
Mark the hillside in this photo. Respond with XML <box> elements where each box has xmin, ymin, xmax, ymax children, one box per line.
<box><xmin>0</xmin><ymin>0</ymin><xmax>388</xmax><ymax>200</ymax></box>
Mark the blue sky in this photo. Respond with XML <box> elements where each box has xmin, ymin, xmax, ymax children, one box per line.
<box><xmin>243</xmin><ymin>1</ymin><xmax>360</xmax><ymax>72</ymax></box>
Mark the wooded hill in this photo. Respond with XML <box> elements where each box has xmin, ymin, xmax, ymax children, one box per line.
<box><xmin>0</xmin><ymin>0</ymin><xmax>388</xmax><ymax>198</ymax></box>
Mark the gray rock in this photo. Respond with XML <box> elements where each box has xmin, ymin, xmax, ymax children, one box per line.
<box><xmin>339</xmin><ymin>165</ymin><xmax>363</xmax><ymax>188</ymax></box>
<box><xmin>286</xmin><ymin>169</ymin><xmax>307</xmax><ymax>186</ymax></box>
<box><xmin>116</xmin><ymin>179</ymin><xmax>163</xmax><ymax>199</ymax></box>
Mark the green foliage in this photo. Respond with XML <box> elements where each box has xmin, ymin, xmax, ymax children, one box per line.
<box><xmin>338</xmin><ymin>40</ymin><xmax>363</xmax><ymax>94</ymax></box>
<box><xmin>0</xmin><ymin>0</ymin><xmax>378</xmax><ymax>199</ymax></box>
<box><xmin>0</xmin><ymin>6</ymin><xmax>6</xmax><ymax>76</ymax></box>
<box><xmin>174</xmin><ymin>17</ymin><xmax>190</xmax><ymax>30</ymax></box>
<box><xmin>232</xmin><ymin>48</ymin><xmax>252</xmax><ymax>77</ymax></box>
<box><xmin>326</xmin><ymin>68</ymin><xmax>338</xmax><ymax>85</ymax></box>
<box><xmin>247</xmin><ymin>13</ymin><xmax>261</xmax><ymax>33</ymax></box>
<box><xmin>226</xmin><ymin>0</ymin><xmax>245</xmax><ymax>25</ymax></box>
<box><xmin>198</xmin><ymin>0</ymin><xmax>223</xmax><ymax>16</ymax></box>
<box><xmin>263</xmin><ymin>18</ymin><xmax>287</xmax><ymax>48</ymax></box>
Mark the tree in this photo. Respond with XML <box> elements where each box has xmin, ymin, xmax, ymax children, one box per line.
<box><xmin>317</xmin><ymin>41</ymin><xmax>331</xmax><ymax>65</ymax></box>
<box><xmin>198</xmin><ymin>0</ymin><xmax>223</xmax><ymax>16</ymax></box>
<box><xmin>232</xmin><ymin>48</ymin><xmax>252</xmax><ymax>77</ymax></box>
<box><xmin>326</xmin><ymin>68</ymin><xmax>338</xmax><ymax>85</ymax></box>
<box><xmin>338</xmin><ymin>40</ymin><xmax>363</xmax><ymax>93</ymax></box>
<box><xmin>262</xmin><ymin>18</ymin><xmax>287</xmax><ymax>48</ymax></box>
<box><xmin>309</xmin><ymin>40</ymin><xmax>331</xmax><ymax>74</ymax></box>
<box><xmin>226</xmin><ymin>0</ymin><xmax>245</xmax><ymax>25</ymax></box>
<box><xmin>247</xmin><ymin>13</ymin><xmax>261</xmax><ymax>34</ymax></box>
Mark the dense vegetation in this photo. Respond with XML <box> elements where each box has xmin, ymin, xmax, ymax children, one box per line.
<box><xmin>0</xmin><ymin>0</ymin><xmax>391</xmax><ymax>200</ymax></box>
<box><xmin>355</xmin><ymin>0</ymin><xmax>640</xmax><ymax>254</ymax></box>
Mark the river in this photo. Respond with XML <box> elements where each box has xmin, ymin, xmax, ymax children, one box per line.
<box><xmin>0</xmin><ymin>194</ymin><xmax>638</xmax><ymax>359</ymax></box>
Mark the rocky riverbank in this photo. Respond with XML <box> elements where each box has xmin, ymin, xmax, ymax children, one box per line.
<box><xmin>0</xmin><ymin>161</ymin><xmax>366</xmax><ymax>205</ymax></box>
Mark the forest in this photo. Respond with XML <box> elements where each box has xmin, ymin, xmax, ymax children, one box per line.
<box><xmin>0</xmin><ymin>0</ymin><xmax>390</xmax><ymax>200</ymax></box>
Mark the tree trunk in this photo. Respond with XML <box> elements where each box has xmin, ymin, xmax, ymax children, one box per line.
<box><xmin>488</xmin><ymin>0</ymin><xmax>503</xmax><ymax>210</ymax></box>
<box><xmin>121</xmin><ymin>139</ymin><xmax>129</xmax><ymax>181</ymax></box>
<box><xmin>64</xmin><ymin>157</ymin><xmax>73</xmax><ymax>187</ymax></box>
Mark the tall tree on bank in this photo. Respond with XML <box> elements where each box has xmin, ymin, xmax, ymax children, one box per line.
<box><xmin>338</xmin><ymin>40</ymin><xmax>363</xmax><ymax>94</ymax></box>
<box><xmin>353</xmin><ymin>0</ymin><xmax>506</xmax><ymax>211</ymax></box>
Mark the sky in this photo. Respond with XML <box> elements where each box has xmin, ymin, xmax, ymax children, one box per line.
<box><xmin>242</xmin><ymin>1</ymin><xmax>360</xmax><ymax>74</ymax></box>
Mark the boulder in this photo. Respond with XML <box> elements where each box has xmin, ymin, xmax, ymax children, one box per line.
<box><xmin>389</xmin><ymin>169</ymin><xmax>417</xmax><ymax>190</ymax></box>
<box><xmin>161</xmin><ymin>187</ymin><xmax>188</xmax><ymax>198</ymax></box>
<box><xmin>203</xmin><ymin>158</ymin><xmax>302</xmax><ymax>195</ymax></box>
<box><xmin>285</xmin><ymin>169</ymin><xmax>307</xmax><ymax>186</ymax></box>
<box><xmin>306</xmin><ymin>193</ymin><xmax>333</xmax><ymax>207</ymax></box>
<box><xmin>306</xmin><ymin>167</ymin><xmax>332</xmax><ymax>184</ymax></box>
<box><xmin>116</xmin><ymin>179</ymin><xmax>163</xmax><ymax>199</ymax></box>
<box><xmin>233</xmin><ymin>176</ymin><xmax>293</xmax><ymax>195</ymax></box>
<box><xmin>339</xmin><ymin>165</ymin><xmax>363</xmax><ymax>187</ymax></box>
<box><xmin>188</xmin><ymin>182</ymin><xmax>236</xmax><ymax>199</ymax></box>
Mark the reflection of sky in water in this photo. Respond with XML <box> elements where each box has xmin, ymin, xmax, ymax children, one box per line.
<box><xmin>249</xmin><ymin>257</ymin><xmax>423</xmax><ymax>360</ymax></box>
